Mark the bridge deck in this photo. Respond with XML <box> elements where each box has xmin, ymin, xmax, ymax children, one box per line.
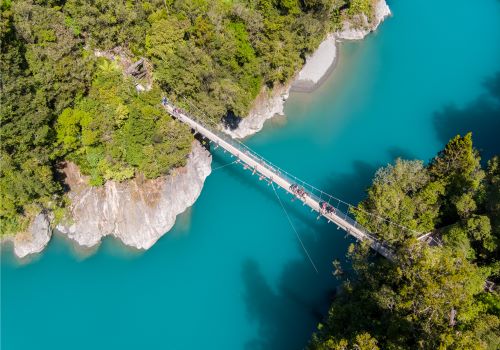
<box><xmin>165</xmin><ymin>104</ymin><xmax>394</xmax><ymax>260</ymax></box>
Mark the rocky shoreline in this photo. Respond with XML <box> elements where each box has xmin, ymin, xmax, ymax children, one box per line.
<box><xmin>225</xmin><ymin>0</ymin><xmax>391</xmax><ymax>140</ymax></box>
<box><xmin>5</xmin><ymin>141</ymin><xmax>211</xmax><ymax>258</ymax></box>
<box><xmin>2</xmin><ymin>213</ymin><xmax>52</xmax><ymax>259</ymax></box>
<box><xmin>5</xmin><ymin>0</ymin><xmax>391</xmax><ymax>259</ymax></box>
<box><xmin>336</xmin><ymin>0</ymin><xmax>391</xmax><ymax>41</ymax></box>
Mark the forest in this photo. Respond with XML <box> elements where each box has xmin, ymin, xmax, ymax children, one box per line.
<box><xmin>1</xmin><ymin>0</ymin><xmax>375</xmax><ymax>237</ymax></box>
<box><xmin>309</xmin><ymin>134</ymin><xmax>500</xmax><ymax>350</ymax></box>
<box><xmin>2</xmin><ymin>1</ymin><xmax>499</xmax><ymax>348</ymax></box>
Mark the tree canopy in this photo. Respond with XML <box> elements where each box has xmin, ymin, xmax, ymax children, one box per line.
<box><xmin>310</xmin><ymin>134</ymin><xmax>500</xmax><ymax>350</ymax></box>
<box><xmin>1</xmin><ymin>0</ymin><xmax>366</xmax><ymax>236</ymax></box>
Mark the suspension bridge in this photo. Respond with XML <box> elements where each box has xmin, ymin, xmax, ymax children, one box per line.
<box><xmin>161</xmin><ymin>99</ymin><xmax>435</xmax><ymax>262</ymax></box>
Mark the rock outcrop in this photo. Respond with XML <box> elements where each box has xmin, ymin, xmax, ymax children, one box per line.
<box><xmin>3</xmin><ymin>1</ymin><xmax>392</xmax><ymax>259</ymax></box>
<box><xmin>56</xmin><ymin>141</ymin><xmax>211</xmax><ymax>250</ymax></box>
<box><xmin>4</xmin><ymin>213</ymin><xmax>52</xmax><ymax>258</ymax></box>
<box><xmin>336</xmin><ymin>0</ymin><xmax>391</xmax><ymax>41</ymax></box>
<box><xmin>224</xmin><ymin>83</ymin><xmax>291</xmax><ymax>139</ymax></box>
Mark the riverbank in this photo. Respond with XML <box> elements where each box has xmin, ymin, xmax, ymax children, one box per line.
<box><xmin>4</xmin><ymin>1</ymin><xmax>500</xmax><ymax>348</ymax></box>
<box><xmin>292</xmin><ymin>34</ymin><xmax>338</xmax><ymax>93</ymax></box>
<box><xmin>4</xmin><ymin>0</ymin><xmax>391</xmax><ymax>258</ymax></box>
<box><xmin>225</xmin><ymin>0</ymin><xmax>391</xmax><ymax>139</ymax></box>
<box><xmin>5</xmin><ymin>140</ymin><xmax>211</xmax><ymax>258</ymax></box>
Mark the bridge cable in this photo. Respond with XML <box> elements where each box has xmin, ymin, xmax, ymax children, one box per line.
<box><xmin>271</xmin><ymin>182</ymin><xmax>319</xmax><ymax>274</ymax></box>
<box><xmin>163</xmin><ymin>93</ymin><xmax>421</xmax><ymax>237</ymax></box>
<box><xmin>211</xmin><ymin>160</ymin><xmax>239</xmax><ymax>172</ymax></box>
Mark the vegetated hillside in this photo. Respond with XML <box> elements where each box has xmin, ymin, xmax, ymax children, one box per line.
<box><xmin>309</xmin><ymin>134</ymin><xmax>500</xmax><ymax>350</ymax></box>
<box><xmin>1</xmin><ymin>0</ymin><xmax>378</xmax><ymax>237</ymax></box>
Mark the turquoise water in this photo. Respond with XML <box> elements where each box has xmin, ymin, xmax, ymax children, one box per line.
<box><xmin>2</xmin><ymin>1</ymin><xmax>499</xmax><ymax>349</ymax></box>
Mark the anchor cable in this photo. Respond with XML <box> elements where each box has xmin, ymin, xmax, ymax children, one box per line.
<box><xmin>271</xmin><ymin>182</ymin><xmax>319</xmax><ymax>274</ymax></box>
<box><xmin>211</xmin><ymin>160</ymin><xmax>239</xmax><ymax>171</ymax></box>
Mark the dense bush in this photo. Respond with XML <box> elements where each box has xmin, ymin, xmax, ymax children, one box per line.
<box><xmin>310</xmin><ymin>134</ymin><xmax>500</xmax><ymax>350</ymax></box>
<box><xmin>0</xmin><ymin>0</ymin><xmax>357</xmax><ymax>236</ymax></box>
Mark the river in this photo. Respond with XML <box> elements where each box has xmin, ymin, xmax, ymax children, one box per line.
<box><xmin>2</xmin><ymin>1</ymin><xmax>499</xmax><ymax>349</ymax></box>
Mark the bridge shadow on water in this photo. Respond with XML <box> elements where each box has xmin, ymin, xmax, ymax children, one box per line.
<box><xmin>230</xmin><ymin>72</ymin><xmax>500</xmax><ymax>350</ymax></box>
<box><xmin>241</xmin><ymin>222</ymin><xmax>348</xmax><ymax>350</ymax></box>
<box><xmin>238</xmin><ymin>147</ymin><xmax>415</xmax><ymax>350</ymax></box>
<box><xmin>433</xmin><ymin>71</ymin><xmax>500</xmax><ymax>161</ymax></box>
<box><xmin>210</xmin><ymin>152</ymin><xmax>345</xmax><ymax>349</ymax></box>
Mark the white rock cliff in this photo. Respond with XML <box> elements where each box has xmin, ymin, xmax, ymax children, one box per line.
<box><xmin>6</xmin><ymin>141</ymin><xmax>211</xmax><ymax>257</ymax></box>
<box><xmin>5</xmin><ymin>0</ymin><xmax>391</xmax><ymax>258</ymax></box>
<box><xmin>336</xmin><ymin>0</ymin><xmax>391</xmax><ymax>41</ymax></box>
<box><xmin>56</xmin><ymin>141</ymin><xmax>211</xmax><ymax>250</ymax></box>
<box><xmin>224</xmin><ymin>83</ymin><xmax>290</xmax><ymax>139</ymax></box>
<box><xmin>4</xmin><ymin>213</ymin><xmax>52</xmax><ymax>259</ymax></box>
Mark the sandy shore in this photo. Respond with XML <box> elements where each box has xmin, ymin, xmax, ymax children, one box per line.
<box><xmin>224</xmin><ymin>35</ymin><xmax>339</xmax><ymax>139</ymax></box>
<box><xmin>292</xmin><ymin>35</ymin><xmax>338</xmax><ymax>92</ymax></box>
<box><xmin>226</xmin><ymin>0</ymin><xmax>392</xmax><ymax>139</ymax></box>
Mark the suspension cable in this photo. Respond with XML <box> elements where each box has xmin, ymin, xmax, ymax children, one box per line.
<box><xmin>211</xmin><ymin>160</ymin><xmax>239</xmax><ymax>172</ymax></box>
<box><xmin>163</xmin><ymin>91</ymin><xmax>421</xmax><ymax>237</ymax></box>
<box><xmin>271</xmin><ymin>183</ymin><xmax>319</xmax><ymax>274</ymax></box>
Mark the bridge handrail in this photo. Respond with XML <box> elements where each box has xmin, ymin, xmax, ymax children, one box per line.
<box><xmin>168</xmin><ymin>97</ymin><xmax>421</xmax><ymax>241</ymax></box>
<box><xmin>158</xmin><ymin>96</ymin><xmax>500</xmax><ymax>288</ymax></box>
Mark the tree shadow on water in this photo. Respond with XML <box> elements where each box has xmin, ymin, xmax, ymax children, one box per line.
<box><xmin>240</xmin><ymin>150</ymin><xmax>420</xmax><ymax>350</ymax></box>
<box><xmin>433</xmin><ymin>71</ymin><xmax>500</xmax><ymax>160</ymax></box>
<box><xmin>241</xmin><ymin>157</ymin><xmax>397</xmax><ymax>349</ymax></box>
<box><xmin>242</xmin><ymin>223</ymin><xmax>346</xmax><ymax>350</ymax></box>
<box><xmin>242</xmin><ymin>259</ymin><xmax>325</xmax><ymax>350</ymax></box>
<box><xmin>323</xmin><ymin>160</ymin><xmax>380</xmax><ymax>205</ymax></box>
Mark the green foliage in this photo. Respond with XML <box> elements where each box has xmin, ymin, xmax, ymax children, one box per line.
<box><xmin>429</xmin><ymin>133</ymin><xmax>485</xmax><ymax>224</ymax></box>
<box><xmin>312</xmin><ymin>135</ymin><xmax>500</xmax><ymax>350</ymax></box>
<box><xmin>310</xmin><ymin>331</ymin><xmax>380</xmax><ymax>350</ymax></box>
<box><xmin>62</xmin><ymin>0</ymin><xmax>162</xmax><ymax>54</ymax></box>
<box><xmin>347</xmin><ymin>0</ymin><xmax>374</xmax><ymax>19</ymax></box>
<box><xmin>484</xmin><ymin>157</ymin><xmax>500</xmax><ymax>252</ymax></box>
<box><xmin>356</xmin><ymin>159</ymin><xmax>444</xmax><ymax>244</ymax></box>
<box><xmin>479</xmin><ymin>292</ymin><xmax>500</xmax><ymax>317</ymax></box>
<box><xmin>355</xmin><ymin>134</ymin><xmax>498</xmax><ymax>260</ymax></box>
<box><xmin>1</xmin><ymin>0</ymin><xmax>92</xmax><ymax>236</ymax></box>
<box><xmin>310</xmin><ymin>243</ymin><xmax>500</xmax><ymax>350</ymax></box>
<box><xmin>56</xmin><ymin>62</ymin><xmax>193</xmax><ymax>184</ymax></box>
<box><xmin>146</xmin><ymin>0</ymin><xmax>346</xmax><ymax>123</ymax></box>
<box><xmin>1</xmin><ymin>0</ymin><xmax>371</xmax><ymax>238</ymax></box>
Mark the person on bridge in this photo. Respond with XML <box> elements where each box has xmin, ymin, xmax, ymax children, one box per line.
<box><xmin>290</xmin><ymin>184</ymin><xmax>306</xmax><ymax>199</ymax></box>
<box><xmin>320</xmin><ymin>202</ymin><xmax>335</xmax><ymax>214</ymax></box>
<box><xmin>161</xmin><ymin>96</ymin><xmax>168</xmax><ymax>106</ymax></box>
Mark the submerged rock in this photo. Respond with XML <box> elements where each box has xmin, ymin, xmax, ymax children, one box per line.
<box><xmin>56</xmin><ymin>141</ymin><xmax>211</xmax><ymax>250</ymax></box>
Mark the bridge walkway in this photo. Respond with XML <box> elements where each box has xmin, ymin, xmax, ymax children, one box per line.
<box><xmin>164</xmin><ymin>103</ymin><xmax>395</xmax><ymax>261</ymax></box>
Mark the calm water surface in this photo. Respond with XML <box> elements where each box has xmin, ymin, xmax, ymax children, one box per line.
<box><xmin>2</xmin><ymin>1</ymin><xmax>499</xmax><ymax>349</ymax></box>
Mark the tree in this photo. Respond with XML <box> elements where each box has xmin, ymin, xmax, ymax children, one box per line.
<box><xmin>429</xmin><ymin>133</ymin><xmax>484</xmax><ymax>225</ymax></box>
<box><xmin>310</xmin><ymin>242</ymin><xmax>500</xmax><ymax>350</ymax></box>
<box><xmin>1</xmin><ymin>0</ymin><xmax>364</xmax><ymax>238</ymax></box>
<box><xmin>312</xmin><ymin>135</ymin><xmax>500</xmax><ymax>350</ymax></box>
<box><xmin>355</xmin><ymin>159</ymin><xmax>444</xmax><ymax>244</ymax></box>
